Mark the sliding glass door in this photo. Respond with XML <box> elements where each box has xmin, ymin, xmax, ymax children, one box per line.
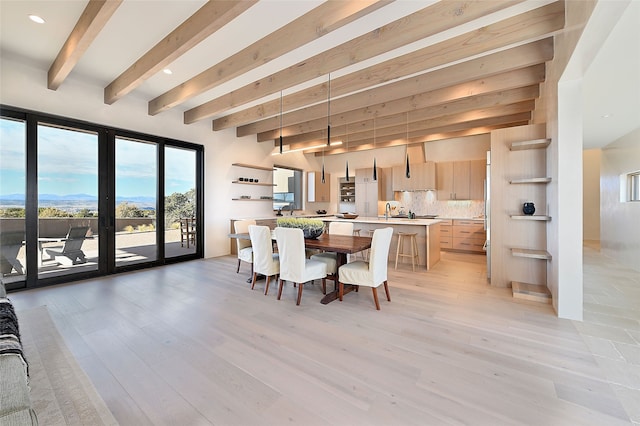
<box><xmin>115</xmin><ymin>137</ymin><xmax>158</xmax><ymax>267</ymax></box>
<box><xmin>0</xmin><ymin>106</ymin><xmax>203</xmax><ymax>290</ymax></box>
<box><xmin>0</xmin><ymin>117</ymin><xmax>26</xmax><ymax>285</ymax></box>
<box><xmin>37</xmin><ymin>124</ymin><xmax>100</xmax><ymax>279</ymax></box>
<box><xmin>165</xmin><ymin>146</ymin><xmax>197</xmax><ymax>258</ymax></box>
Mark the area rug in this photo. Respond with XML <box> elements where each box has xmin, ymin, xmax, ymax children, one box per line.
<box><xmin>16</xmin><ymin>306</ymin><xmax>118</xmax><ymax>426</ymax></box>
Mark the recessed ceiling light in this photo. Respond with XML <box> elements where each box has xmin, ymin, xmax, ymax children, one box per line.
<box><xmin>601</xmin><ymin>113</ymin><xmax>612</xmax><ymax>118</ymax></box>
<box><xmin>163</xmin><ymin>69</ymin><xmax>173</xmax><ymax>75</ymax></box>
<box><xmin>28</xmin><ymin>15</ymin><xmax>45</xmax><ymax>24</ymax></box>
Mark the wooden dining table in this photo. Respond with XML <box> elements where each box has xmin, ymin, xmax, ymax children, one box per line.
<box><xmin>228</xmin><ymin>231</ymin><xmax>372</xmax><ymax>304</ymax></box>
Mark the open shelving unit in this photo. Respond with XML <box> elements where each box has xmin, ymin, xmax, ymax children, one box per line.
<box><xmin>231</xmin><ymin>163</ymin><xmax>275</xmax><ymax>202</ymax></box>
<box><xmin>339</xmin><ymin>177</ymin><xmax>356</xmax><ymax>203</ymax></box>
<box><xmin>491</xmin><ymin>124</ymin><xmax>552</xmax><ymax>305</ymax></box>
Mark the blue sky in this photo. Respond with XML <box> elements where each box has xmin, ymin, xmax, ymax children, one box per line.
<box><xmin>0</xmin><ymin>118</ymin><xmax>195</xmax><ymax>198</ymax></box>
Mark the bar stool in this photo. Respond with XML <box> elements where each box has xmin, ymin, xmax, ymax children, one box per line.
<box><xmin>395</xmin><ymin>232</ymin><xmax>419</xmax><ymax>271</ymax></box>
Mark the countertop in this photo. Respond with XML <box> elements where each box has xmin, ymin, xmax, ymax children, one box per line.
<box><xmin>322</xmin><ymin>216</ymin><xmax>442</xmax><ymax>226</ymax></box>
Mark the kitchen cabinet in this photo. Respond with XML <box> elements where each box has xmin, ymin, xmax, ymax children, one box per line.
<box><xmin>307</xmin><ymin>171</ymin><xmax>330</xmax><ymax>202</ymax></box>
<box><xmin>436</xmin><ymin>159</ymin><xmax>485</xmax><ymax>200</ymax></box>
<box><xmin>392</xmin><ymin>161</ymin><xmax>436</xmax><ymax>191</ymax></box>
<box><xmin>355</xmin><ymin>167</ymin><xmax>390</xmax><ymax>217</ymax></box>
<box><xmin>439</xmin><ymin>219</ymin><xmax>485</xmax><ymax>253</ymax></box>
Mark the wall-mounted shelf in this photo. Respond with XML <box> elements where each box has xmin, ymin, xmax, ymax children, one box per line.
<box><xmin>511</xmin><ymin>281</ymin><xmax>551</xmax><ymax>303</ymax></box>
<box><xmin>232</xmin><ymin>180</ymin><xmax>275</xmax><ymax>187</ymax></box>
<box><xmin>232</xmin><ymin>163</ymin><xmax>274</xmax><ymax>171</ymax></box>
<box><xmin>509</xmin><ymin>138</ymin><xmax>551</xmax><ymax>151</ymax></box>
<box><xmin>231</xmin><ymin>163</ymin><xmax>274</xmax><ymax>202</ymax></box>
<box><xmin>509</xmin><ymin>177</ymin><xmax>552</xmax><ymax>184</ymax></box>
<box><xmin>511</xmin><ymin>248</ymin><xmax>552</xmax><ymax>260</ymax></box>
<box><xmin>510</xmin><ymin>215</ymin><xmax>551</xmax><ymax>221</ymax></box>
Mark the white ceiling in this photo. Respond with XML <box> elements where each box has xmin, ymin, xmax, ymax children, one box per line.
<box><xmin>1</xmin><ymin>0</ymin><xmax>638</xmax><ymax>150</ymax></box>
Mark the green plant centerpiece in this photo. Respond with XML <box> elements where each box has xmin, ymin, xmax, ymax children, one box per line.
<box><xmin>276</xmin><ymin>217</ymin><xmax>325</xmax><ymax>239</ymax></box>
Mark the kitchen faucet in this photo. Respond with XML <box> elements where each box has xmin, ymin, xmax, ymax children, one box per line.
<box><xmin>289</xmin><ymin>202</ymin><xmax>295</xmax><ymax>216</ymax></box>
<box><xmin>385</xmin><ymin>202</ymin><xmax>391</xmax><ymax>220</ymax></box>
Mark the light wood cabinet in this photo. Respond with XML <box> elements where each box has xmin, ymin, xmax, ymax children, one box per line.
<box><xmin>354</xmin><ymin>167</ymin><xmax>391</xmax><ymax>217</ymax></box>
<box><xmin>436</xmin><ymin>159</ymin><xmax>485</xmax><ymax>200</ymax></box>
<box><xmin>307</xmin><ymin>171</ymin><xmax>330</xmax><ymax>202</ymax></box>
<box><xmin>392</xmin><ymin>162</ymin><xmax>435</xmax><ymax>191</ymax></box>
<box><xmin>440</xmin><ymin>219</ymin><xmax>485</xmax><ymax>253</ymax></box>
<box><xmin>439</xmin><ymin>219</ymin><xmax>452</xmax><ymax>249</ymax></box>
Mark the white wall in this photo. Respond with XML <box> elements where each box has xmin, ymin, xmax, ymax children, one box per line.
<box><xmin>583</xmin><ymin>149</ymin><xmax>601</xmax><ymax>241</ymax></box>
<box><xmin>600</xmin><ymin>128</ymin><xmax>640</xmax><ymax>271</ymax></box>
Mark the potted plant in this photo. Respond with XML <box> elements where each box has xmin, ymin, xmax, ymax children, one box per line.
<box><xmin>276</xmin><ymin>217</ymin><xmax>325</xmax><ymax>239</ymax></box>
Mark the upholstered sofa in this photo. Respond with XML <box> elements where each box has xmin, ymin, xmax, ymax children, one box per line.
<box><xmin>0</xmin><ymin>283</ymin><xmax>38</xmax><ymax>425</ymax></box>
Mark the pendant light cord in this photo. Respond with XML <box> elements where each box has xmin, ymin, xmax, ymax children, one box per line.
<box><xmin>327</xmin><ymin>73</ymin><xmax>331</xmax><ymax>146</ymax></box>
<box><xmin>279</xmin><ymin>91</ymin><xmax>283</xmax><ymax>154</ymax></box>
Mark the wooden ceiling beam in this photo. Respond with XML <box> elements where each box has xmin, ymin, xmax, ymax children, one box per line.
<box><xmin>215</xmin><ymin>1</ymin><xmax>563</xmax><ymax>131</ymax></box>
<box><xmin>145</xmin><ymin>0</ymin><xmax>391</xmax><ymax>115</ymax></box>
<box><xmin>255</xmin><ymin>61</ymin><xmax>545</xmax><ymax>142</ymax></box>
<box><xmin>286</xmin><ymin>101</ymin><xmax>534</xmax><ymax>151</ymax></box>
<box><xmin>186</xmin><ymin>0</ymin><xmax>523</xmax><ymax>124</ymax></box>
<box><xmin>243</xmin><ymin>38</ymin><xmax>551</xmax><ymax>138</ymax></box>
<box><xmin>310</xmin><ymin>115</ymin><xmax>531</xmax><ymax>156</ymax></box>
<box><xmin>105</xmin><ymin>0</ymin><xmax>257</xmax><ymax>105</ymax></box>
<box><xmin>280</xmin><ymin>95</ymin><xmax>537</xmax><ymax>148</ymax></box>
<box><xmin>48</xmin><ymin>0</ymin><xmax>122</xmax><ymax>90</ymax></box>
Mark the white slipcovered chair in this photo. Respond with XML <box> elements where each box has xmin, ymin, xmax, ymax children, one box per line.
<box><xmin>248</xmin><ymin>225</ymin><xmax>279</xmax><ymax>295</ymax></box>
<box><xmin>234</xmin><ymin>219</ymin><xmax>255</xmax><ymax>275</ymax></box>
<box><xmin>274</xmin><ymin>227</ymin><xmax>327</xmax><ymax>305</ymax></box>
<box><xmin>310</xmin><ymin>221</ymin><xmax>354</xmax><ymax>279</ymax></box>
<box><xmin>337</xmin><ymin>227</ymin><xmax>393</xmax><ymax>310</ymax></box>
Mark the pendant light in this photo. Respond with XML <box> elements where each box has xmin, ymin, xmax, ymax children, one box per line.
<box><xmin>345</xmin><ymin>122</ymin><xmax>350</xmax><ymax>182</ymax></box>
<box><xmin>323</xmin><ymin>74</ymin><xmax>331</xmax><ymax>183</ymax></box>
<box><xmin>405</xmin><ymin>112</ymin><xmax>411</xmax><ymax>178</ymax></box>
<box><xmin>279</xmin><ymin>90</ymin><xmax>283</xmax><ymax>154</ymax></box>
<box><xmin>372</xmin><ymin>117</ymin><xmax>377</xmax><ymax>181</ymax></box>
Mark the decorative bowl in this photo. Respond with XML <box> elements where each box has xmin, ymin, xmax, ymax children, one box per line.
<box><xmin>342</xmin><ymin>213</ymin><xmax>358</xmax><ymax>219</ymax></box>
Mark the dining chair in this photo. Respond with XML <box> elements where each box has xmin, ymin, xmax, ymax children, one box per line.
<box><xmin>274</xmin><ymin>227</ymin><xmax>327</xmax><ymax>305</ymax></box>
<box><xmin>310</xmin><ymin>221</ymin><xmax>354</xmax><ymax>280</ymax></box>
<box><xmin>234</xmin><ymin>219</ymin><xmax>255</xmax><ymax>275</ymax></box>
<box><xmin>337</xmin><ymin>227</ymin><xmax>393</xmax><ymax>310</ymax></box>
<box><xmin>248</xmin><ymin>225</ymin><xmax>279</xmax><ymax>295</ymax></box>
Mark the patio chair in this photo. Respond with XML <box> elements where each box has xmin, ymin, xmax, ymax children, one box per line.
<box><xmin>0</xmin><ymin>231</ymin><xmax>25</xmax><ymax>276</ymax></box>
<box><xmin>45</xmin><ymin>226</ymin><xmax>90</xmax><ymax>266</ymax></box>
<box><xmin>180</xmin><ymin>217</ymin><xmax>196</xmax><ymax>248</ymax></box>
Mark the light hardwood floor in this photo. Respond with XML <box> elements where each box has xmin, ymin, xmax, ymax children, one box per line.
<box><xmin>9</xmin><ymin>247</ymin><xmax>639</xmax><ymax>425</ymax></box>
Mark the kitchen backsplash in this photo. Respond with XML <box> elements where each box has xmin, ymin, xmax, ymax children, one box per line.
<box><xmin>393</xmin><ymin>191</ymin><xmax>485</xmax><ymax>218</ymax></box>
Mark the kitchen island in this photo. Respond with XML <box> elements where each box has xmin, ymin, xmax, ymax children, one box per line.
<box><xmin>321</xmin><ymin>216</ymin><xmax>441</xmax><ymax>270</ymax></box>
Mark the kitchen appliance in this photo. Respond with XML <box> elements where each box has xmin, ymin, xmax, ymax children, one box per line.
<box><xmin>484</xmin><ymin>151</ymin><xmax>491</xmax><ymax>280</ymax></box>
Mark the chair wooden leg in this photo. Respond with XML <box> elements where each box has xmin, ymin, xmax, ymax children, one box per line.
<box><xmin>383</xmin><ymin>281</ymin><xmax>391</xmax><ymax>301</ymax></box>
<box><xmin>236</xmin><ymin>259</ymin><xmax>241</xmax><ymax>273</ymax></box>
<box><xmin>372</xmin><ymin>287</ymin><xmax>381</xmax><ymax>310</ymax></box>
<box><xmin>321</xmin><ymin>278</ymin><xmax>326</xmax><ymax>295</ymax></box>
<box><xmin>338</xmin><ymin>282</ymin><xmax>344</xmax><ymax>301</ymax></box>
<box><xmin>264</xmin><ymin>276</ymin><xmax>271</xmax><ymax>295</ymax></box>
<box><xmin>277</xmin><ymin>279</ymin><xmax>285</xmax><ymax>300</ymax></box>
<box><xmin>296</xmin><ymin>283</ymin><xmax>303</xmax><ymax>305</ymax></box>
<box><xmin>250</xmin><ymin>272</ymin><xmax>258</xmax><ymax>290</ymax></box>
